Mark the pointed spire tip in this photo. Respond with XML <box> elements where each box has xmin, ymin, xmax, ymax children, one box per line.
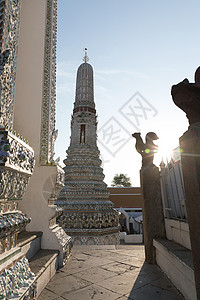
<box><xmin>83</xmin><ymin>48</ymin><xmax>89</xmax><ymax>63</ymax></box>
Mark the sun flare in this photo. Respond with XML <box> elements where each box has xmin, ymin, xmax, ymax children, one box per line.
<box><xmin>154</xmin><ymin>139</ymin><xmax>174</xmax><ymax>164</ymax></box>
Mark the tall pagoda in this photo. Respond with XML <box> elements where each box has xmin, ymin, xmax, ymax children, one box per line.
<box><xmin>56</xmin><ymin>50</ymin><xmax>119</xmax><ymax>245</ymax></box>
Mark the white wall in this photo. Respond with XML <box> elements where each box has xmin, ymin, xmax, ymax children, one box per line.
<box><xmin>14</xmin><ymin>0</ymin><xmax>47</xmax><ymax>164</ymax></box>
<box><xmin>165</xmin><ymin>218</ymin><xmax>191</xmax><ymax>250</ymax></box>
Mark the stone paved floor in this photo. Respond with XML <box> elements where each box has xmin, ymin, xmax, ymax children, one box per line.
<box><xmin>38</xmin><ymin>245</ymin><xmax>185</xmax><ymax>300</ymax></box>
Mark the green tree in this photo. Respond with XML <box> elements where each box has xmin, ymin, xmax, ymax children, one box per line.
<box><xmin>111</xmin><ymin>173</ymin><xmax>132</xmax><ymax>187</ymax></box>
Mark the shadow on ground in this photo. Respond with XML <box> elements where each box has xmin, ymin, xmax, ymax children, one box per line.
<box><xmin>38</xmin><ymin>245</ymin><xmax>185</xmax><ymax>300</ymax></box>
<box><xmin>127</xmin><ymin>262</ymin><xmax>185</xmax><ymax>300</ymax></box>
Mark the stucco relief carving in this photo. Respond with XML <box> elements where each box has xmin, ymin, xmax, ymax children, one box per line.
<box><xmin>58</xmin><ymin>210</ymin><xmax>119</xmax><ymax>230</ymax></box>
<box><xmin>0</xmin><ymin>211</ymin><xmax>31</xmax><ymax>239</ymax></box>
<box><xmin>0</xmin><ymin>129</ymin><xmax>34</xmax><ymax>201</ymax></box>
<box><xmin>40</xmin><ymin>0</ymin><xmax>58</xmax><ymax>164</ymax></box>
<box><xmin>49</xmin><ymin>165</ymin><xmax>65</xmax><ymax>201</ymax></box>
<box><xmin>72</xmin><ymin>233</ymin><xmax>120</xmax><ymax>246</ymax></box>
<box><xmin>0</xmin><ymin>257</ymin><xmax>36</xmax><ymax>299</ymax></box>
<box><xmin>0</xmin><ymin>0</ymin><xmax>22</xmax><ymax>128</ymax></box>
<box><xmin>0</xmin><ymin>129</ymin><xmax>34</xmax><ymax>174</ymax></box>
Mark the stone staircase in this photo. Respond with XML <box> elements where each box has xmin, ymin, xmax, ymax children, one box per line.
<box><xmin>17</xmin><ymin>231</ymin><xmax>61</xmax><ymax>298</ymax></box>
<box><xmin>0</xmin><ymin>230</ymin><xmax>61</xmax><ymax>299</ymax></box>
<box><xmin>153</xmin><ymin>238</ymin><xmax>196</xmax><ymax>300</ymax></box>
<box><xmin>0</xmin><ymin>223</ymin><xmax>71</xmax><ymax>299</ymax></box>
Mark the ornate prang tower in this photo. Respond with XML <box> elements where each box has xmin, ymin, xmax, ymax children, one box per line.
<box><xmin>56</xmin><ymin>49</ymin><xmax>119</xmax><ymax>245</ymax></box>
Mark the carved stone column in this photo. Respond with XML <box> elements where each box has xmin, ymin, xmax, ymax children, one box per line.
<box><xmin>133</xmin><ymin>132</ymin><xmax>165</xmax><ymax>264</ymax></box>
<box><xmin>140</xmin><ymin>165</ymin><xmax>166</xmax><ymax>264</ymax></box>
<box><xmin>171</xmin><ymin>66</ymin><xmax>200</xmax><ymax>299</ymax></box>
<box><xmin>179</xmin><ymin>125</ymin><xmax>200</xmax><ymax>299</ymax></box>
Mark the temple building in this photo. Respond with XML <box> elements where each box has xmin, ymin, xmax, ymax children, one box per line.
<box><xmin>108</xmin><ymin>187</ymin><xmax>142</xmax><ymax>234</ymax></box>
<box><xmin>56</xmin><ymin>50</ymin><xmax>120</xmax><ymax>245</ymax></box>
<box><xmin>0</xmin><ymin>0</ymin><xmax>71</xmax><ymax>298</ymax></box>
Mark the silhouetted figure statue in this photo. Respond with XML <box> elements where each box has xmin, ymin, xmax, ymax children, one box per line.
<box><xmin>132</xmin><ymin>132</ymin><xmax>159</xmax><ymax>167</ymax></box>
<box><xmin>171</xmin><ymin>66</ymin><xmax>200</xmax><ymax>125</ymax></box>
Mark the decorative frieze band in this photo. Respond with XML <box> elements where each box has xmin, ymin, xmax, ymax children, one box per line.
<box><xmin>59</xmin><ymin>211</ymin><xmax>119</xmax><ymax>230</ymax></box>
<box><xmin>72</xmin><ymin>233</ymin><xmax>120</xmax><ymax>245</ymax></box>
<box><xmin>40</xmin><ymin>0</ymin><xmax>58</xmax><ymax>164</ymax></box>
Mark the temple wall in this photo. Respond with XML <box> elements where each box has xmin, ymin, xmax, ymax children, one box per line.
<box><xmin>14</xmin><ymin>0</ymin><xmax>47</xmax><ymax>164</ymax></box>
<box><xmin>11</xmin><ymin>0</ymin><xmax>71</xmax><ymax>264</ymax></box>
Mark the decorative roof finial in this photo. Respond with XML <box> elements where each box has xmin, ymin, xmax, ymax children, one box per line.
<box><xmin>83</xmin><ymin>48</ymin><xmax>89</xmax><ymax>63</ymax></box>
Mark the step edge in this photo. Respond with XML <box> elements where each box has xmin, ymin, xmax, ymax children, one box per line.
<box><xmin>17</xmin><ymin>231</ymin><xmax>43</xmax><ymax>247</ymax></box>
<box><xmin>153</xmin><ymin>239</ymin><xmax>194</xmax><ymax>280</ymax></box>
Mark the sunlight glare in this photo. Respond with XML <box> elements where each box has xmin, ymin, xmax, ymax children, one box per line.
<box><xmin>155</xmin><ymin>139</ymin><xmax>173</xmax><ymax>164</ymax></box>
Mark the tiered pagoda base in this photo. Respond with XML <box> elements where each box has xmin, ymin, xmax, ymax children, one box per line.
<box><xmin>56</xmin><ymin>144</ymin><xmax>120</xmax><ymax>246</ymax></box>
<box><xmin>65</xmin><ymin>229</ymin><xmax>120</xmax><ymax>246</ymax></box>
<box><xmin>57</xmin><ymin>200</ymin><xmax>120</xmax><ymax>245</ymax></box>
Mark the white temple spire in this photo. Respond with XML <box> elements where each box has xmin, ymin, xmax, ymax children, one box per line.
<box><xmin>56</xmin><ymin>56</ymin><xmax>119</xmax><ymax>245</ymax></box>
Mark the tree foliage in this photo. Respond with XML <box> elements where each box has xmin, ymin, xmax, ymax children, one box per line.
<box><xmin>111</xmin><ymin>173</ymin><xmax>131</xmax><ymax>187</ymax></box>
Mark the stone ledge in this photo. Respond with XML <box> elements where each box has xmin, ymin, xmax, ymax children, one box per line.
<box><xmin>0</xmin><ymin>247</ymin><xmax>22</xmax><ymax>270</ymax></box>
<box><xmin>17</xmin><ymin>231</ymin><xmax>43</xmax><ymax>248</ymax></box>
<box><xmin>73</xmin><ymin>244</ymin><xmax>116</xmax><ymax>250</ymax></box>
<box><xmin>65</xmin><ymin>226</ymin><xmax>120</xmax><ymax>236</ymax></box>
<box><xmin>29</xmin><ymin>249</ymin><xmax>58</xmax><ymax>275</ymax></box>
<box><xmin>154</xmin><ymin>238</ymin><xmax>193</xmax><ymax>269</ymax></box>
<box><xmin>17</xmin><ymin>231</ymin><xmax>43</xmax><ymax>260</ymax></box>
<box><xmin>29</xmin><ymin>249</ymin><xmax>59</xmax><ymax>297</ymax></box>
<box><xmin>153</xmin><ymin>238</ymin><xmax>196</xmax><ymax>300</ymax></box>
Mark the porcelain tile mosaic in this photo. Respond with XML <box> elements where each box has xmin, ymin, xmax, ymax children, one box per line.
<box><xmin>56</xmin><ymin>53</ymin><xmax>119</xmax><ymax>245</ymax></box>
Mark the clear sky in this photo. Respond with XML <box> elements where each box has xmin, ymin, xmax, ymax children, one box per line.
<box><xmin>55</xmin><ymin>0</ymin><xmax>200</xmax><ymax>186</ymax></box>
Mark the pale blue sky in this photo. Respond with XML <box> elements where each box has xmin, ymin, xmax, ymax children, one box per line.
<box><xmin>55</xmin><ymin>0</ymin><xmax>200</xmax><ymax>186</ymax></box>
